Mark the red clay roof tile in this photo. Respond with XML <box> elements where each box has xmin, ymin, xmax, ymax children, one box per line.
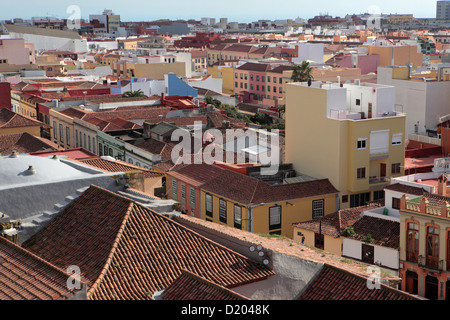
<box><xmin>22</xmin><ymin>185</ymin><xmax>274</xmax><ymax>300</ymax></box>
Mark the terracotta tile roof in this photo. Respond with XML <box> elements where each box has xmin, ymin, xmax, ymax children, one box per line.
<box><xmin>134</xmin><ymin>138</ymin><xmax>167</xmax><ymax>155</ymax></box>
<box><xmin>168</xmin><ymin>163</ymin><xmax>223</xmax><ymax>187</ymax></box>
<box><xmin>384</xmin><ymin>183</ymin><xmax>428</xmax><ymax>196</ymax></box>
<box><xmin>22</xmin><ymin>185</ymin><xmax>274</xmax><ymax>300</ymax></box>
<box><xmin>223</xmin><ymin>44</ymin><xmax>257</xmax><ymax>53</ymax></box>
<box><xmin>346</xmin><ymin>215</ymin><xmax>400</xmax><ymax>249</ymax></box>
<box><xmin>0</xmin><ymin>109</ymin><xmax>43</xmax><ymax>129</ymax></box>
<box><xmin>292</xmin><ymin>204</ymin><xmax>381</xmax><ymax>238</ymax></box>
<box><xmin>0</xmin><ymin>237</ymin><xmax>85</xmax><ymax>300</ymax></box>
<box><xmin>82</xmin><ymin>106</ymin><xmax>172</xmax><ymax>122</ymax></box>
<box><xmin>77</xmin><ymin>156</ymin><xmax>163</xmax><ymax>178</ymax></box>
<box><xmin>207</xmin><ymin>112</ymin><xmax>248</xmax><ymax>129</ymax></box>
<box><xmin>236</xmin><ymin>62</ymin><xmax>272</xmax><ymax>72</ymax></box>
<box><xmin>298</xmin><ymin>264</ymin><xmax>420</xmax><ymax>300</ymax></box>
<box><xmin>0</xmin><ymin>132</ymin><xmax>60</xmax><ymax>156</ymax></box>
<box><xmin>183</xmin><ymin>164</ymin><xmax>339</xmax><ymax>205</ymax></box>
<box><xmin>162</xmin><ymin>269</ymin><xmax>249</xmax><ymax>300</ymax></box>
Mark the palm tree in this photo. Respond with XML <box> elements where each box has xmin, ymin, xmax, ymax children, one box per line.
<box><xmin>290</xmin><ymin>61</ymin><xmax>314</xmax><ymax>83</ymax></box>
<box><xmin>122</xmin><ymin>89</ymin><xmax>146</xmax><ymax>98</ymax></box>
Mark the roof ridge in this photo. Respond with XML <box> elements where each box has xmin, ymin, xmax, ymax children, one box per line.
<box><xmin>320</xmin><ymin>263</ymin><xmax>423</xmax><ymax>300</ymax></box>
<box><xmin>87</xmin><ymin>200</ymin><xmax>134</xmax><ymax>297</ymax></box>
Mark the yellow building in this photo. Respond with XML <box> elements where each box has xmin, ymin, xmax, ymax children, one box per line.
<box><xmin>208</xmin><ymin>64</ymin><xmax>234</xmax><ymax>95</ymax></box>
<box><xmin>285</xmin><ymin>81</ymin><xmax>406</xmax><ymax>209</ymax></box>
<box><xmin>292</xmin><ymin>203</ymin><xmax>381</xmax><ymax>255</ymax></box>
<box><xmin>0</xmin><ymin>108</ymin><xmax>43</xmax><ymax>136</ymax></box>
<box><xmin>198</xmin><ymin>165</ymin><xmax>339</xmax><ymax>238</ymax></box>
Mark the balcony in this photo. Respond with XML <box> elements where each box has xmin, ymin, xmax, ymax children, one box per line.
<box><xmin>426</xmin><ymin>256</ymin><xmax>439</xmax><ymax>269</ymax></box>
<box><xmin>406</xmin><ymin>251</ymin><xmax>418</xmax><ymax>263</ymax></box>
<box><xmin>369</xmin><ymin>176</ymin><xmax>388</xmax><ymax>184</ymax></box>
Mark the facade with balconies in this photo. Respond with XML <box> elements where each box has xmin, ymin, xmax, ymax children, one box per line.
<box><xmin>285</xmin><ymin>80</ymin><xmax>406</xmax><ymax>209</ymax></box>
<box><xmin>399</xmin><ymin>192</ymin><xmax>450</xmax><ymax>300</ymax></box>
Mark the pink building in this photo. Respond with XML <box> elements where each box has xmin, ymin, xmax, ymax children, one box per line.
<box><xmin>327</xmin><ymin>53</ymin><xmax>380</xmax><ymax>75</ymax></box>
<box><xmin>0</xmin><ymin>39</ymin><xmax>35</xmax><ymax>65</ymax></box>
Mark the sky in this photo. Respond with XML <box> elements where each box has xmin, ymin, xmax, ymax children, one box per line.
<box><xmin>0</xmin><ymin>0</ymin><xmax>438</xmax><ymax>23</ymax></box>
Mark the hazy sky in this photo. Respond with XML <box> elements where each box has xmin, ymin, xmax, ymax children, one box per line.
<box><xmin>0</xmin><ymin>0</ymin><xmax>438</xmax><ymax>22</ymax></box>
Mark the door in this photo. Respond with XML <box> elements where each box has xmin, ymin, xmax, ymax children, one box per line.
<box><xmin>380</xmin><ymin>163</ymin><xmax>386</xmax><ymax>178</ymax></box>
<box><xmin>425</xmin><ymin>275</ymin><xmax>439</xmax><ymax>300</ymax></box>
<box><xmin>362</xmin><ymin>244</ymin><xmax>374</xmax><ymax>264</ymax></box>
<box><xmin>405</xmin><ymin>271</ymin><xmax>418</xmax><ymax>295</ymax></box>
<box><xmin>368</xmin><ymin>103</ymin><xmax>373</xmax><ymax>119</ymax></box>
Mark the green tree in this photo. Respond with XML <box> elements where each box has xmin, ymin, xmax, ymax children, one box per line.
<box><xmin>290</xmin><ymin>61</ymin><xmax>314</xmax><ymax>83</ymax></box>
<box><xmin>122</xmin><ymin>89</ymin><xmax>146</xmax><ymax>98</ymax></box>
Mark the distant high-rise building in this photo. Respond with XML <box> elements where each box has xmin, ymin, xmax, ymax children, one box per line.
<box><xmin>437</xmin><ymin>0</ymin><xmax>450</xmax><ymax>19</ymax></box>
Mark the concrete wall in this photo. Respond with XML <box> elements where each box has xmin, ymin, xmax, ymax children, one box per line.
<box><xmin>0</xmin><ymin>174</ymin><xmax>120</xmax><ymax>220</ymax></box>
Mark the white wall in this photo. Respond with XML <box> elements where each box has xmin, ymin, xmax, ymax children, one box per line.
<box><xmin>342</xmin><ymin>238</ymin><xmax>399</xmax><ymax>270</ymax></box>
<box><xmin>189</xmin><ymin>76</ymin><xmax>223</xmax><ymax>94</ymax></box>
<box><xmin>292</xmin><ymin>43</ymin><xmax>324</xmax><ymax>64</ymax></box>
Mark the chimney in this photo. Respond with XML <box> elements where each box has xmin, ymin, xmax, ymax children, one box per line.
<box><xmin>437</xmin><ymin>174</ymin><xmax>448</xmax><ymax>197</ymax></box>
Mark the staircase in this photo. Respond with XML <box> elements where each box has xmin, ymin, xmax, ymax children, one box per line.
<box><xmin>18</xmin><ymin>186</ymin><xmax>90</xmax><ymax>244</ymax></box>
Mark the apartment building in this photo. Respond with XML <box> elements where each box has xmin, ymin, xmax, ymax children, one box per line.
<box><xmin>285</xmin><ymin>80</ymin><xmax>406</xmax><ymax>209</ymax></box>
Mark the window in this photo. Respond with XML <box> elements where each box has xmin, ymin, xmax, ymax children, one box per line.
<box><xmin>108</xmin><ymin>148</ymin><xmax>113</xmax><ymax>157</ymax></box>
<box><xmin>180</xmin><ymin>183</ymin><xmax>186</xmax><ymax>204</ymax></box>
<box><xmin>190</xmin><ymin>187</ymin><xmax>195</xmax><ymax>209</ymax></box>
<box><xmin>279</xmin><ymin>78</ymin><xmax>282</xmax><ymax>84</ymax></box>
<box><xmin>267</xmin><ymin>86</ymin><xmax>271</xmax><ymax>92</ymax></box>
<box><xmin>219</xmin><ymin>199</ymin><xmax>227</xmax><ymax>223</ymax></box>
<box><xmin>342</xmin><ymin>195</ymin><xmax>348</xmax><ymax>203</ymax></box>
<box><xmin>80</xmin><ymin>132</ymin><xmax>83</xmax><ymax>147</ymax></box>
<box><xmin>256</xmin><ymin>75</ymin><xmax>260</xmax><ymax>81</ymax></box>
<box><xmin>88</xmin><ymin>136</ymin><xmax>91</xmax><ymax>151</ymax></box>
<box><xmin>234</xmin><ymin>205</ymin><xmax>242</xmax><ymax>229</ymax></box>
<box><xmin>235</xmin><ymin>82</ymin><xmax>238</xmax><ymax>88</ymax></box>
<box><xmin>99</xmin><ymin>143</ymin><xmax>103</xmax><ymax>156</ymax></box>
<box><xmin>104</xmin><ymin>145</ymin><xmax>108</xmax><ymax>156</ymax></box>
<box><xmin>172</xmin><ymin>179</ymin><xmax>177</xmax><ymax>199</ymax></box>
<box><xmin>392</xmin><ymin>163</ymin><xmax>401</xmax><ymax>174</ymax></box>
<box><xmin>370</xmin><ymin>129</ymin><xmax>389</xmax><ymax>155</ymax></box>
<box><xmin>357</xmin><ymin>167</ymin><xmax>366</xmax><ymax>179</ymax></box>
<box><xmin>59</xmin><ymin>124</ymin><xmax>64</xmax><ymax>141</ymax></box>
<box><xmin>240</xmin><ymin>82</ymin><xmax>243</xmax><ymax>89</ymax></box>
<box><xmin>205</xmin><ymin>193</ymin><xmax>213</xmax><ymax>217</ymax></box>
<box><xmin>350</xmin><ymin>192</ymin><xmax>370</xmax><ymax>208</ymax></box>
<box><xmin>392</xmin><ymin>134</ymin><xmax>402</xmax><ymax>146</ymax></box>
<box><xmin>392</xmin><ymin>197</ymin><xmax>401</xmax><ymax>210</ymax></box>
<box><xmin>356</xmin><ymin>99</ymin><xmax>361</xmax><ymax>106</ymax></box>
<box><xmin>267</xmin><ymin>76</ymin><xmax>271</xmax><ymax>82</ymax></box>
<box><xmin>426</xmin><ymin>226</ymin><xmax>439</xmax><ymax>268</ymax></box>
<box><xmin>269</xmin><ymin>206</ymin><xmax>281</xmax><ymax>230</ymax></box>
<box><xmin>75</xmin><ymin>130</ymin><xmax>78</xmax><ymax>147</ymax></box>
<box><xmin>273</xmin><ymin>87</ymin><xmax>277</xmax><ymax>93</ymax></box>
<box><xmin>261</xmin><ymin>76</ymin><xmax>265</xmax><ymax>82</ymax></box>
<box><xmin>373</xmin><ymin>190</ymin><xmax>384</xmax><ymax>201</ymax></box>
<box><xmin>312</xmin><ymin>199</ymin><xmax>324</xmax><ymax>219</ymax></box>
<box><xmin>407</xmin><ymin>222</ymin><xmax>419</xmax><ymax>262</ymax></box>
<box><xmin>240</xmin><ymin>73</ymin><xmax>243</xmax><ymax>79</ymax></box>
<box><xmin>357</xmin><ymin>138</ymin><xmax>367</xmax><ymax>150</ymax></box>
<box><xmin>256</xmin><ymin>85</ymin><xmax>259</xmax><ymax>91</ymax></box>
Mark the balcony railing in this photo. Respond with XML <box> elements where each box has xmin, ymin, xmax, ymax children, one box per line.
<box><xmin>406</xmin><ymin>251</ymin><xmax>418</xmax><ymax>263</ymax></box>
<box><xmin>369</xmin><ymin>176</ymin><xmax>388</xmax><ymax>184</ymax></box>
<box><xmin>426</xmin><ymin>256</ymin><xmax>439</xmax><ymax>269</ymax></box>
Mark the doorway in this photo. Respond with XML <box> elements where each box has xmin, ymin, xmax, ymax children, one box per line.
<box><xmin>362</xmin><ymin>244</ymin><xmax>374</xmax><ymax>264</ymax></box>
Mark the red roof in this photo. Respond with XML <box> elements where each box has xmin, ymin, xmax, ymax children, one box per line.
<box><xmin>0</xmin><ymin>132</ymin><xmax>60</xmax><ymax>156</ymax></box>
<box><xmin>298</xmin><ymin>264</ymin><xmax>420</xmax><ymax>300</ymax></box>
<box><xmin>0</xmin><ymin>109</ymin><xmax>43</xmax><ymax>129</ymax></box>
<box><xmin>22</xmin><ymin>185</ymin><xmax>274</xmax><ymax>300</ymax></box>
<box><xmin>162</xmin><ymin>269</ymin><xmax>249</xmax><ymax>300</ymax></box>
<box><xmin>0</xmin><ymin>237</ymin><xmax>85</xmax><ymax>300</ymax></box>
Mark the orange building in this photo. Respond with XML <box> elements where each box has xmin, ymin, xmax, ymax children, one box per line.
<box><xmin>399</xmin><ymin>188</ymin><xmax>450</xmax><ymax>300</ymax></box>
